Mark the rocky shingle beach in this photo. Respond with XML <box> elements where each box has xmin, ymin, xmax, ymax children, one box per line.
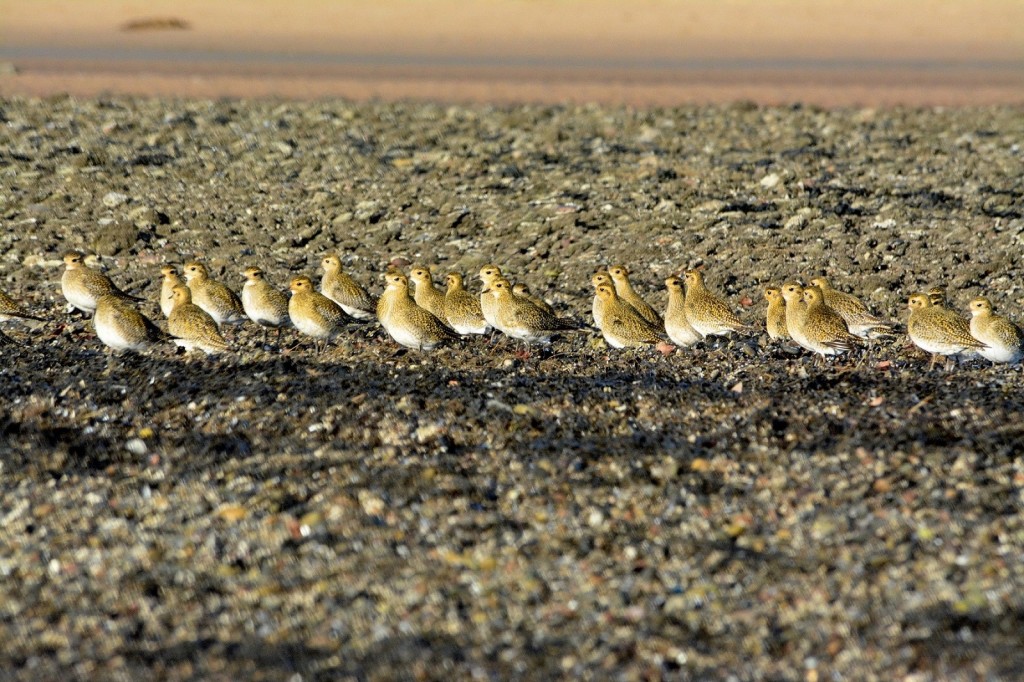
<box><xmin>1</xmin><ymin>97</ymin><xmax>1024</xmax><ymax>679</ymax></box>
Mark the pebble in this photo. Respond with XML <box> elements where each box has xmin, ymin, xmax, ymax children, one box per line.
<box><xmin>124</xmin><ymin>438</ymin><xmax>147</xmax><ymax>456</ymax></box>
<box><xmin>101</xmin><ymin>192</ymin><xmax>129</xmax><ymax>207</ymax></box>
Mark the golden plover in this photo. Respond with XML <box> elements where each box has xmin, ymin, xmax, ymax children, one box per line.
<box><xmin>378</xmin><ymin>271</ymin><xmax>458</xmax><ymax>350</ymax></box>
<box><xmin>591</xmin><ymin>271</ymin><xmax>613</xmax><ymax>328</ymax></box>
<box><xmin>241</xmin><ymin>266</ymin><xmax>291</xmax><ymax>345</ymax></box>
<box><xmin>512</xmin><ymin>282</ymin><xmax>555</xmax><ymax>317</ymax></box>
<box><xmin>167</xmin><ymin>285</ymin><xmax>229</xmax><ymax>354</ymax></box>
<box><xmin>94</xmin><ymin>294</ymin><xmax>167</xmax><ymax>352</ymax></box>
<box><xmin>781</xmin><ymin>281</ymin><xmax>811</xmax><ymax>351</ymax></box>
<box><xmin>907</xmin><ymin>293</ymin><xmax>986</xmax><ymax>369</ymax></box>
<box><xmin>477</xmin><ymin>264</ymin><xmax>505</xmax><ymax>329</ymax></box>
<box><xmin>490</xmin><ymin>278</ymin><xmax>576</xmax><ymax>345</ymax></box>
<box><xmin>682</xmin><ymin>270</ymin><xmax>748</xmax><ymax>339</ymax></box>
<box><xmin>927</xmin><ymin>286</ymin><xmax>949</xmax><ymax>307</ymax></box>
<box><xmin>159</xmin><ymin>265</ymin><xmax>186</xmax><ymax>318</ymax></box>
<box><xmin>800</xmin><ymin>286</ymin><xmax>858</xmax><ymax>358</ymax></box>
<box><xmin>808</xmin><ymin>277</ymin><xmax>893</xmax><ymax>338</ymax></box>
<box><xmin>608</xmin><ymin>264</ymin><xmax>662</xmax><ymax>328</ymax></box>
<box><xmin>320</xmin><ymin>255</ymin><xmax>376</xmax><ymax>320</ymax></box>
<box><xmin>0</xmin><ymin>288</ymin><xmax>45</xmax><ymax>324</ymax></box>
<box><xmin>443</xmin><ymin>273</ymin><xmax>489</xmax><ymax>335</ymax></box>
<box><xmin>408</xmin><ymin>266</ymin><xmax>449</xmax><ymax>321</ymax></box>
<box><xmin>764</xmin><ymin>286</ymin><xmax>789</xmax><ymax>342</ymax></box>
<box><xmin>968</xmin><ymin>297</ymin><xmax>1024</xmax><ymax>364</ymax></box>
<box><xmin>594</xmin><ymin>284</ymin><xmax>664</xmax><ymax>348</ymax></box>
<box><xmin>182</xmin><ymin>261</ymin><xmax>246</xmax><ymax>326</ymax></box>
<box><xmin>664</xmin><ymin>276</ymin><xmax>702</xmax><ymax>347</ymax></box>
<box><xmin>61</xmin><ymin>251</ymin><xmax>142</xmax><ymax>314</ymax></box>
<box><xmin>289</xmin><ymin>275</ymin><xmax>350</xmax><ymax>354</ymax></box>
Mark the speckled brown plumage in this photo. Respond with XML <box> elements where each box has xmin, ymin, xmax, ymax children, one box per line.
<box><xmin>378</xmin><ymin>271</ymin><xmax>458</xmax><ymax>350</ymax></box>
<box><xmin>477</xmin><ymin>264</ymin><xmax>505</xmax><ymax>330</ymax></box>
<box><xmin>682</xmin><ymin>270</ymin><xmax>747</xmax><ymax>338</ymax></box>
<box><xmin>809</xmin><ymin>277</ymin><xmax>892</xmax><ymax>338</ymax></box>
<box><xmin>968</xmin><ymin>297</ymin><xmax>1023</xmax><ymax>364</ymax></box>
<box><xmin>907</xmin><ymin>293</ymin><xmax>986</xmax><ymax>368</ymax></box>
<box><xmin>800</xmin><ymin>286</ymin><xmax>858</xmax><ymax>357</ymax></box>
<box><xmin>664</xmin><ymin>276</ymin><xmax>701</xmax><ymax>347</ymax></box>
<box><xmin>289</xmin><ymin>275</ymin><xmax>349</xmax><ymax>354</ymax></box>
<box><xmin>61</xmin><ymin>251</ymin><xmax>142</xmax><ymax>314</ymax></box>
<box><xmin>159</xmin><ymin>265</ymin><xmax>186</xmax><ymax>319</ymax></box>
<box><xmin>444</xmin><ymin>273</ymin><xmax>489</xmax><ymax>335</ymax></box>
<box><xmin>320</xmin><ymin>255</ymin><xmax>376</xmax><ymax>320</ymax></box>
<box><xmin>167</xmin><ymin>285</ymin><xmax>230</xmax><ymax>354</ymax></box>
<box><xmin>594</xmin><ymin>284</ymin><xmax>663</xmax><ymax>348</ymax></box>
<box><xmin>591</xmin><ymin>271</ymin><xmax>613</xmax><ymax>329</ymax></box>
<box><xmin>409</xmin><ymin>266</ymin><xmax>448</xmax><ymax>322</ymax></box>
<box><xmin>490</xmin><ymin>278</ymin><xmax>576</xmax><ymax>345</ymax></box>
<box><xmin>608</xmin><ymin>265</ymin><xmax>662</xmax><ymax>329</ymax></box>
<box><xmin>0</xmin><ymin>288</ymin><xmax>44</xmax><ymax>324</ymax></box>
<box><xmin>94</xmin><ymin>294</ymin><xmax>167</xmax><ymax>351</ymax></box>
<box><xmin>781</xmin><ymin>281</ymin><xmax>810</xmax><ymax>351</ymax></box>
<box><xmin>241</xmin><ymin>266</ymin><xmax>291</xmax><ymax>344</ymax></box>
<box><xmin>183</xmin><ymin>261</ymin><xmax>246</xmax><ymax>326</ymax></box>
<box><xmin>764</xmin><ymin>286</ymin><xmax>789</xmax><ymax>341</ymax></box>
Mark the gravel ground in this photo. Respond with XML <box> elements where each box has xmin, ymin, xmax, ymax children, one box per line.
<box><xmin>1</xmin><ymin>97</ymin><xmax>1024</xmax><ymax>680</ymax></box>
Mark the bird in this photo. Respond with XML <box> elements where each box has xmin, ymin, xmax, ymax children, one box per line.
<box><xmin>800</xmin><ymin>286</ymin><xmax>859</xmax><ymax>358</ymax></box>
<box><xmin>241</xmin><ymin>266</ymin><xmax>291</xmax><ymax>345</ymax></box>
<box><xmin>477</xmin><ymin>264</ymin><xmax>505</xmax><ymax>329</ymax></box>
<box><xmin>764</xmin><ymin>286</ymin><xmax>789</xmax><ymax>342</ymax></box>
<box><xmin>288</xmin><ymin>275</ymin><xmax>350</xmax><ymax>354</ymax></box>
<box><xmin>968</xmin><ymin>297</ymin><xmax>1024</xmax><ymax>364</ymax></box>
<box><xmin>443</xmin><ymin>272</ymin><xmax>489</xmax><ymax>335</ymax></box>
<box><xmin>159</xmin><ymin>265</ymin><xmax>186</xmax><ymax>318</ymax></box>
<box><xmin>682</xmin><ymin>270</ymin><xmax>748</xmax><ymax>339</ymax></box>
<box><xmin>808</xmin><ymin>277</ymin><xmax>893</xmax><ymax>338</ymax></box>
<box><xmin>925</xmin><ymin>284</ymin><xmax>973</xmax><ymax>337</ymax></box>
<box><xmin>61</xmin><ymin>251</ymin><xmax>142</xmax><ymax>315</ymax></box>
<box><xmin>320</xmin><ymin>255</ymin><xmax>376</xmax><ymax>320</ymax></box>
<box><xmin>907</xmin><ymin>293</ymin><xmax>986</xmax><ymax>369</ymax></box>
<box><xmin>608</xmin><ymin>264</ymin><xmax>663</xmax><ymax>328</ymax></box>
<box><xmin>377</xmin><ymin>271</ymin><xmax>458</xmax><ymax>350</ymax></box>
<box><xmin>93</xmin><ymin>294</ymin><xmax>168</xmax><ymax>352</ymax></box>
<box><xmin>663</xmin><ymin>276</ymin><xmax>702</xmax><ymax>347</ymax></box>
<box><xmin>781</xmin><ymin>281</ymin><xmax>812</xmax><ymax>351</ymax></box>
<box><xmin>182</xmin><ymin>261</ymin><xmax>246</xmax><ymax>326</ymax></box>
<box><xmin>927</xmin><ymin>286</ymin><xmax>949</xmax><ymax>307</ymax></box>
<box><xmin>490</xmin><ymin>278</ymin><xmax>577</xmax><ymax>345</ymax></box>
<box><xmin>591</xmin><ymin>271</ymin><xmax>614</xmax><ymax>328</ymax></box>
<box><xmin>167</xmin><ymin>285</ymin><xmax>230</xmax><ymax>354</ymax></box>
<box><xmin>594</xmin><ymin>284</ymin><xmax>664</xmax><ymax>348</ymax></box>
<box><xmin>408</xmin><ymin>266</ymin><xmax>449</xmax><ymax>322</ymax></box>
<box><xmin>512</xmin><ymin>282</ymin><xmax>555</xmax><ymax>317</ymax></box>
<box><xmin>0</xmin><ymin>288</ymin><xmax>45</xmax><ymax>324</ymax></box>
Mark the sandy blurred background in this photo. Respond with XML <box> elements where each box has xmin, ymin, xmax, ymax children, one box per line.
<box><xmin>1</xmin><ymin>0</ymin><xmax>1023</xmax><ymax>105</ymax></box>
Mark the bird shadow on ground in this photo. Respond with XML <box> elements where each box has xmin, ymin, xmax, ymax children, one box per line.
<box><xmin>1</xmin><ymin>341</ymin><xmax>727</xmax><ymax>475</ymax></box>
<box><xmin>4</xmin><ymin>338</ymin><xmax>1023</xmax><ymax>483</ymax></box>
<box><xmin>111</xmin><ymin>631</ymin><xmax>558</xmax><ymax>680</ymax></box>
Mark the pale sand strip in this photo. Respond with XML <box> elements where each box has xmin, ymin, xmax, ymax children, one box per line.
<box><xmin>1</xmin><ymin>0</ymin><xmax>1022</xmax><ymax>105</ymax></box>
